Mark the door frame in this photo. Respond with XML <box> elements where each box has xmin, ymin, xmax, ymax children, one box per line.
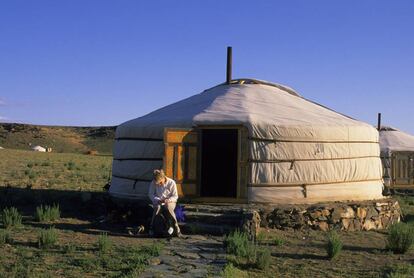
<box><xmin>195</xmin><ymin>125</ymin><xmax>248</xmax><ymax>203</ymax></box>
<box><xmin>163</xmin><ymin>125</ymin><xmax>248</xmax><ymax>203</ymax></box>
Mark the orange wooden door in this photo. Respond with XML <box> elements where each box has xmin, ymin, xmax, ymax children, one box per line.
<box><xmin>163</xmin><ymin>128</ymin><xmax>198</xmax><ymax>197</ymax></box>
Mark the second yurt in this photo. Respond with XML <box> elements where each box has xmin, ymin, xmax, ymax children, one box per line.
<box><xmin>380</xmin><ymin>126</ymin><xmax>414</xmax><ymax>189</ymax></box>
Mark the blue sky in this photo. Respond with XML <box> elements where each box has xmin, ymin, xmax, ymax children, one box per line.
<box><xmin>0</xmin><ymin>1</ymin><xmax>413</xmax><ymax>133</ymax></box>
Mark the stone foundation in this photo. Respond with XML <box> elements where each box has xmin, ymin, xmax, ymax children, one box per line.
<box><xmin>258</xmin><ymin>198</ymin><xmax>401</xmax><ymax>232</ymax></box>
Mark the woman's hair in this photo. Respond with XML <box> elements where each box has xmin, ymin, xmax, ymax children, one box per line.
<box><xmin>153</xmin><ymin>169</ymin><xmax>166</xmax><ymax>183</ymax></box>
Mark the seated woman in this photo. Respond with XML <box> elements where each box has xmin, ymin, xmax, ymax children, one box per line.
<box><xmin>148</xmin><ymin>169</ymin><xmax>182</xmax><ymax>237</ymax></box>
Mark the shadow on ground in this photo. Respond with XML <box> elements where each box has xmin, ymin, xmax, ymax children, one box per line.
<box><xmin>270</xmin><ymin>252</ymin><xmax>326</xmax><ymax>260</ymax></box>
<box><xmin>0</xmin><ymin>186</ymin><xmax>152</xmax><ymax>237</ymax></box>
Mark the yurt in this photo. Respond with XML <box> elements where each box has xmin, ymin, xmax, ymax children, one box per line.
<box><xmin>380</xmin><ymin>126</ymin><xmax>414</xmax><ymax>189</ymax></box>
<box><xmin>32</xmin><ymin>145</ymin><xmax>46</xmax><ymax>152</ymax></box>
<box><xmin>109</xmin><ymin>76</ymin><xmax>384</xmax><ymax>204</ymax></box>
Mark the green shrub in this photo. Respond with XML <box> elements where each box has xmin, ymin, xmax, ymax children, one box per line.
<box><xmin>273</xmin><ymin>237</ymin><xmax>285</xmax><ymax>246</ymax></box>
<box><xmin>326</xmin><ymin>231</ymin><xmax>342</xmax><ymax>260</ymax></box>
<box><xmin>141</xmin><ymin>242</ymin><xmax>162</xmax><ymax>257</ymax></box>
<box><xmin>97</xmin><ymin>232</ymin><xmax>112</xmax><ymax>254</ymax></box>
<box><xmin>35</xmin><ymin>204</ymin><xmax>60</xmax><ymax>222</ymax></box>
<box><xmin>256</xmin><ymin>231</ymin><xmax>266</xmax><ymax>243</ymax></box>
<box><xmin>0</xmin><ymin>229</ymin><xmax>12</xmax><ymax>245</ymax></box>
<box><xmin>255</xmin><ymin>248</ymin><xmax>271</xmax><ymax>271</ymax></box>
<box><xmin>384</xmin><ymin>263</ymin><xmax>414</xmax><ymax>278</ymax></box>
<box><xmin>62</xmin><ymin>242</ymin><xmax>77</xmax><ymax>253</ymax></box>
<box><xmin>38</xmin><ymin>227</ymin><xmax>58</xmax><ymax>249</ymax></box>
<box><xmin>387</xmin><ymin>222</ymin><xmax>414</xmax><ymax>254</ymax></box>
<box><xmin>222</xmin><ymin>263</ymin><xmax>247</xmax><ymax>278</ymax></box>
<box><xmin>1</xmin><ymin>207</ymin><xmax>22</xmax><ymax>229</ymax></box>
<box><xmin>28</xmin><ymin>172</ymin><xmax>36</xmax><ymax>180</ymax></box>
<box><xmin>224</xmin><ymin>230</ymin><xmax>251</xmax><ymax>258</ymax></box>
<box><xmin>41</xmin><ymin>161</ymin><xmax>50</xmax><ymax>166</ymax></box>
<box><xmin>27</xmin><ymin>162</ymin><xmax>33</xmax><ymax>168</ymax></box>
<box><xmin>67</xmin><ymin>161</ymin><xmax>76</xmax><ymax>170</ymax></box>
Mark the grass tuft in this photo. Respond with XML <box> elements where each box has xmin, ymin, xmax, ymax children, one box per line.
<box><xmin>222</xmin><ymin>263</ymin><xmax>247</xmax><ymax>278</ymax></box>
<box><xmin>141</xmin><ymin>242</ymin><xmax>162</xmax><ymax>257</ymax></box>
<box><xmin>224</xmin><ymin>229</ymin><xmax>251</xmax><ymax>258</ymax></box>
<box><xmin>273</xmin><ymin>236</ymin><xmax>285</xmax><ymax>246</ymax></box>
<box><xmin>35</xmin><ymin>204</ymin><xmax>61</xmax><ymax>222</ymax></box>
<box><xmin>0</xmin><ymin>229</ymin><xmax>12</xmax><ymax>245</ymax></box>
<box><xmin>256</xmin><ymin>230</ymin><xmax>266</xmax><ymax>243</ymax></box>
<box><xmin>225</xmin><ymin>230</ymin><xmax>271</xmax><ymax>271</ymax></box>
<box><xmin>255</xmin><ymin>248</ymin><xmax>271</xmax><ymax>271</ymax></box>
<box><xmin>62</xmin><ymin>242</ymin><xmax>77</xmax><ymax>254</ymax></box>
<box><xmin>67</xmin><ymin>161</ymin><xmax>76</xmax><ymax>170</ymax></box>
<box><xmin>38</xmin><ymin>227</ymin><xmax>58</xmax><ymax>249</ymax></box>
<box><xmin>387</xmin><ymin>222</ymin><xmax>414</xmax><ymax>254</ymax></box>
<box><xmin>97</xmin><ymin>232</ymin><xmax>112</xmax><ymax>254</ymax></box>
<box><xmin>326</xmin><ymin>230</ymin><xmax>343</xmax><ymax>260</ymax></box>
<box><xmin>384</xmin><ymin>263</ymin><xmax>414</xmax><ymax>278</ymax></box>
<box><xmin>1</xmin><ymin>207</ymin><xmax>22</xmax><ymax>229</ymax></box>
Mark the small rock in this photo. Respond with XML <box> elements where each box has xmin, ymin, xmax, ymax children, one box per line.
<box><xmin>356</xmin><ymin>207</ymin><xmax>367</xmax><ymax>219</ymax></box>
<box><xmin>198</xmin><ymin>252</ymin><xmax>217</xmax><ymax>260</ymax></box>
<box><xmin>309</xmin><ymin>211</ymin><xmax>322</xmax><ymax>220</ymax></box>
<box><xmin>352</xmin><ymin>219</ymin><xmax>362</xmax><ymax>231</ymax></box>
<box><xmin>175</xmin><ymin>251</ymin><xmax>201</xmax><ymax>260</ymax></box>
<box><xmin>318</xmin><ymin>216</ymin><xmax>328</xmax><ymax>221</ymax></box>
<box><xmin>176</xmin><ymin>264</ymin><xmax>196</xmax><ymax>273</ymax></box>
<box><xmin>363</xmin><ymin>220</ymin><xmax>376</xmax><ymax>231</ymax></box>
<box><xmin>187</xmin><ymin>235</ymin><xmax>207</xmax><ymax>241</ymax></box>
<box><xmin>341</xmin><ymin>218</ymin><xmax>351</xmax><ymax>230</ymax></box>
<box><xmin>331</xmin><ymin>207</ymin><xmax>346</xmax><ymax>222</ymax></box>
<box><xmin>318</xmin><ymin>221</ymin><xmax>329</xmax><ymax>231</ymax></box>
<box><xmin>321</xmin><ymin>209</ymin><xmax>331</xmax><ymax>217</ymax></box>
<box><xmin>149</xmin><ymin>258</ymin><xmax>161</xmax><ymax>266</ymax></box>
<box><xmin>366</xmin><ymin>207</ymin><xmax>379</xmax><ymax>219</ymax></box>
<box><xmin>381</xmin><ymin>216</ymin><xmax>390</xmax><ymax>228</ymax></box>
<box><xmin>340</xmin><ymin>207</ymin><xmax>355</xmax><ymax>218</ymax></box>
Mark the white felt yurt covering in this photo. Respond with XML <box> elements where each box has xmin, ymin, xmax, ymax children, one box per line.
<box><xmin>380</xmin><ymin>127</ymin><xmax>414</xmax><ymax>154</ymax></box>
<box><xmin>379</xmin><ymin>126</ymin><xmax>414</xmax><ymax>186</ymax></box>
<box><xmin>110</xmin><ymin>79</ymin><xmax>384</xmax><ymax>204</ymax></box>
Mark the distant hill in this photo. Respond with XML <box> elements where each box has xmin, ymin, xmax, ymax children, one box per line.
<box><xmin>0</xmin><ymin>123</ymin><xmax>116</xmax><ymax>154</ymax></box>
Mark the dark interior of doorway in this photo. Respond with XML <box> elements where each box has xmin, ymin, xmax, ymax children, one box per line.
<box><xmin>201</xmin><ymin>129</ymin><xmax>238</xmax><ymax>198</ymax></box>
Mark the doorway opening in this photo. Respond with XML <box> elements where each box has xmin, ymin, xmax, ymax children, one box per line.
<box><xmin>200</xmin><ymin>129</ymin><xmax>238</xmax><ymax>198</ymax></box>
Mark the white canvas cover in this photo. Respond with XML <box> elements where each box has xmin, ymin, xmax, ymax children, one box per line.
<box><xmin>32</xmin><ymin>145</ymin><xmax>46</xmax><ymax>152</ymax></box>
<box><xmin>380</xmin><ymin>127</ymin><xmax>414</xmax><ymax>153</ymax></box>
<box><xmin>110</xmin><ymin>79</ymin><xmax>384</xmax><ymax>204</ymax></box>
<box><xmin>379</xmin><ymin>126</ymin><xmax>414</xmax><ymax>186</ymax></box>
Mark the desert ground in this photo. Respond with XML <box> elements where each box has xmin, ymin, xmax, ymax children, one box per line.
<box><xmin>1</xmin><ymin>148</ymin><xmax>413</xmax><ymax>277</ymax></box>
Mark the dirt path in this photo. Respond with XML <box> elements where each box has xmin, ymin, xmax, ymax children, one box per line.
<box><xmin>141</xmin><ymin>235</ymin><xmax>226</xmax><ymax>278</ymax></box>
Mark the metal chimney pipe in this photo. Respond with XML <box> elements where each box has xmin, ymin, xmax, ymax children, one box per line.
<box><xmin>226</xmin><ymin>46</ymin><xmax>232</xmax><ymax>84</ymax></box>
<box><xmin>377</xmin><ymin>113</ymin><xmax>382</xmax><ymax>131</ymax></box>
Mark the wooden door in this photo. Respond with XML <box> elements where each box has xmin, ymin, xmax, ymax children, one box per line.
<box><xmin>164</xmin><ymin>128</ymin><xmax>198</xmax><ymax>197</ymax></box>
<box><xmin>392</xmin><ymin>152</ymin><xmax>414</xmax><ymax>186</ymax></box>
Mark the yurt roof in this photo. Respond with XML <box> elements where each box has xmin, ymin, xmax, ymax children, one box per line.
<box><xmin>116</xmin><ymin>79</ymin><xmax>377</xmax><ymax>142</ymax></box>
<box><xmin>379</xmin><ymin>126</ymin><xmax>414</xmax><ymax>153</ymax></box>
